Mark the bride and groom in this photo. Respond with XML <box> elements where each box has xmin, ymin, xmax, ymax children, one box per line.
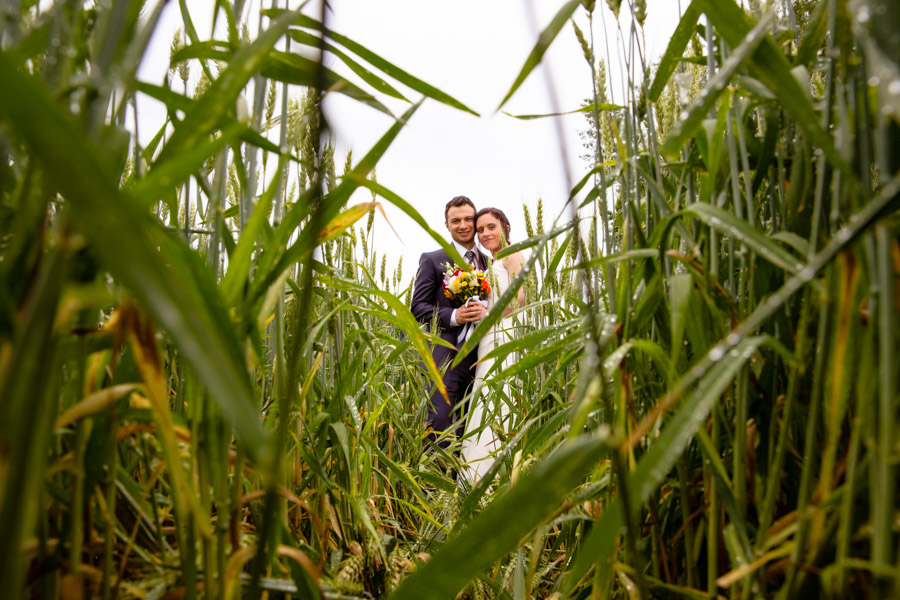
<box><xmin>410</xmin><ymin>195</ymin><xmax>524</xmax><ymax>486</ymax></box>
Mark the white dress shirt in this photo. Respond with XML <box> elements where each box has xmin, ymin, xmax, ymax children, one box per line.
<box><xmin>449</xmin><ymin>240</ymin><xmax>479</xmax><ymax>327</ymax></box>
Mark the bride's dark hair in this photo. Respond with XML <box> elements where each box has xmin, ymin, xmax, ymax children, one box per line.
<box><xmin>475</xmin><ymin>207</ymin><xmax>511</xmax><ymax>246</ymax></box>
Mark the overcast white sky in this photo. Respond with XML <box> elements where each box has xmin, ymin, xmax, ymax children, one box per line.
<box><xmin>137</xmin><ymin>0</ymin><xmax>683</xmax><ymax>280</ymax></box>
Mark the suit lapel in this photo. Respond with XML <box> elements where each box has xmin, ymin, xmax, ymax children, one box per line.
<box><xmin>479</xmin><ymin>250</ymin><xmax>490</xmax><ymax>270</ymax></box>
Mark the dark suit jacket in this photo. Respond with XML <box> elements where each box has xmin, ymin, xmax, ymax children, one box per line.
<box><xmin>411</xmin><ymin>246</ymin><xmax>490</xmax><ymax>438</ymax></box>
<box><xmin>410</xmin><ymin>247</ymin><xmax>490</xmax><ymax>352</ymax></box>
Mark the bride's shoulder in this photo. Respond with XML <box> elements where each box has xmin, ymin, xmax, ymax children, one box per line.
<box><xmin>503</xmin><ymin>251</ymin><xmax>525</xmax><ymax>275</ymax></box>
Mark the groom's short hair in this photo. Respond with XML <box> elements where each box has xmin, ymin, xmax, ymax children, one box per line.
<box><xmin>444</xmin><ymin>195</ymin><xmax>476</xmax><ymax>221</ymax></box>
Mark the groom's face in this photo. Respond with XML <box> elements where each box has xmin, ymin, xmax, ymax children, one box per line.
<box><xmin>445</xmin><ymin>205</ymin><xmax>476</xmax><ymax>246</ymax></box>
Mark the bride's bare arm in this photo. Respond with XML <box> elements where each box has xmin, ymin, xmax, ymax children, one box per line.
<box><xmin>504</xmin><ymin>252</ymin><xmax>526</xmax><ymax>313</ymax></box>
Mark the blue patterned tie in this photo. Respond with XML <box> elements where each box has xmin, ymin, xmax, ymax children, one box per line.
<box><xmin>465</xmin><ymin>249</ymin><xmax>477</xmax><ymax>269</ymax></box>
<box><xmin>459</xmin><ymin>250</ymin><xmax>478</xmax><ymax>346</ymax></box>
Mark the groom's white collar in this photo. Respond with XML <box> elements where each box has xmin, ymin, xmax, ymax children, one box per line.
<box><xmin>451</xmin><ymin>240</ymin><xmax>478</xmax><ymax>259</ymax></box>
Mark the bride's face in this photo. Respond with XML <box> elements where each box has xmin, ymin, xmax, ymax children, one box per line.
<box><xmin>476</xmin><ymin>214</ymin><xmax>505</xmax><ymax>253</ymax></box>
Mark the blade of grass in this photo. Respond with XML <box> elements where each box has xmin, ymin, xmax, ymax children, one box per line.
<box><xmin>659</xmin><ymin>7</ymin><xmax>775</xmax><ymax>159</ymax></box>
<box><xmin>220</xmin><ymin>156</ymin><xmax>285</xmax><ymax>306</ymax></box>
<box><xmin>0</xmin><ymin>240</ymin><xmax>67</xmax><ymax>596</ymax></box>
<box><xmin>698</xmin><ymin>0</ymin><xmax>855</xmax><ymax>182</ymax></box>
<box><xmin>327</xmin><ymin>276</ymin><xmax>449</xmax><ymax>404</ymax></box>
<box><xmin>288</xmin><ymin>29</ymin><xmax>409</xmax><ymax>101</ymax></box>
<box><xmin>503</xmin><ymin>102</ymin><xmax>623</xmax><ymax>120</ymax></box>
<box><xmin>648</xmin><ymin>0</ymin><xmax>702</xmax><ymax>102</ymax></box>
<box><xmin>389</xmin><ymin>432</ymin><xmax>612</xmax><ymax>600</ymax></box>
<box><xmin>262</xmin><ymin>50</ymin><xmax>392</xmax><ymax>115</ymax></box>
<box><xmin>246</xmin><ymin>102</ymin><xmax>424</xmax><ymax>311</ymax></box>
<box><xmin>562</xmin><ymin>336</ymin><xmax>767</xmax><ymax>594</ymax></box>
<box><xmin>496</xmin><ymin>0</ymin><xmax>582</xmax><ymax>110</ymax></box>
<box><xmin>0</xmin><ymin>51</ymin><xmax>270</xmax><ymax>463</ymax></box>
<box><xmin>155</xmin><ymin>9</ymin><xmax>302</xmax><ymax>167</ymax></box>
<box><xmin>682</xmin><ymin>203</ymin><xmax>804</xmax><ymax>274</ymax></box>
<box><xmin>263</xmin><ymin>10</ymin><xmax>479</xmax><ymax>115</ymax></box>
<box><xmin>134</xmin><ymin>81</ymin><xmax>289</xmax><ymax>158</ymax></box>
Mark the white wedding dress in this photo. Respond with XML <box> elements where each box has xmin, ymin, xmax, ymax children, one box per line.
<box><xmin>460</xmin><ymin>259</ymin><xmax>514</xmax><ymax>486</ymax></box>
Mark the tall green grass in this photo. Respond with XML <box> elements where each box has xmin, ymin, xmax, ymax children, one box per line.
<box><xmin>0</xmin><ymin>1</ymin><xmax>897</xmax><ymax>599</ymax></box>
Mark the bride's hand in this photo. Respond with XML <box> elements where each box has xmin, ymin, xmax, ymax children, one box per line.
<box><xmin>457</xmin><ymin>302</ymin><xmax>488</xmax><ymax>323</ymax></box>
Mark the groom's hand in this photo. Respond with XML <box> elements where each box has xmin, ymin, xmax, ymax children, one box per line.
<box><xmin>457</xmin><ymin>302</ymin><xmax>488</xmax><ymax>323</ymax></box>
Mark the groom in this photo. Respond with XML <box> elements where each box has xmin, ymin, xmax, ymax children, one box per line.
<box><xmin>411</xmin><ymin>195</ymin><xmax>489</xmax><ymax>449</ymax></box>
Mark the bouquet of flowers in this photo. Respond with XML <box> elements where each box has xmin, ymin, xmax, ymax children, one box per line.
<box><xmin>442</xmin><ymin>262</ymin><xmax>491</xmax><ymax>306</ymax></box>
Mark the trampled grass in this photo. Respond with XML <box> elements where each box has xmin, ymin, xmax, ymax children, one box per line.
<box><xmin>0</xmin><ymin>1</ymin><xmax>898</xmax><ymax>599</ymax></box>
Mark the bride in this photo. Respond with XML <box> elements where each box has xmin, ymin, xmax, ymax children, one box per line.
<box><xmin>459</xmin><ymin>207</ymin><xmax>525</xmax><ymax>486</ymax></box>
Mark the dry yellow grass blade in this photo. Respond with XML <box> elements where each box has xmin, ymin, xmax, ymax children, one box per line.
<box><xmin>54</xmin><ymin>384</ymin><xmax>141</xmax><ymax>429</ymax></box>
<box><xmin>716</xmin><ymin>542</ymin><xmax>795</xmax><ymax>588</ymax></box>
